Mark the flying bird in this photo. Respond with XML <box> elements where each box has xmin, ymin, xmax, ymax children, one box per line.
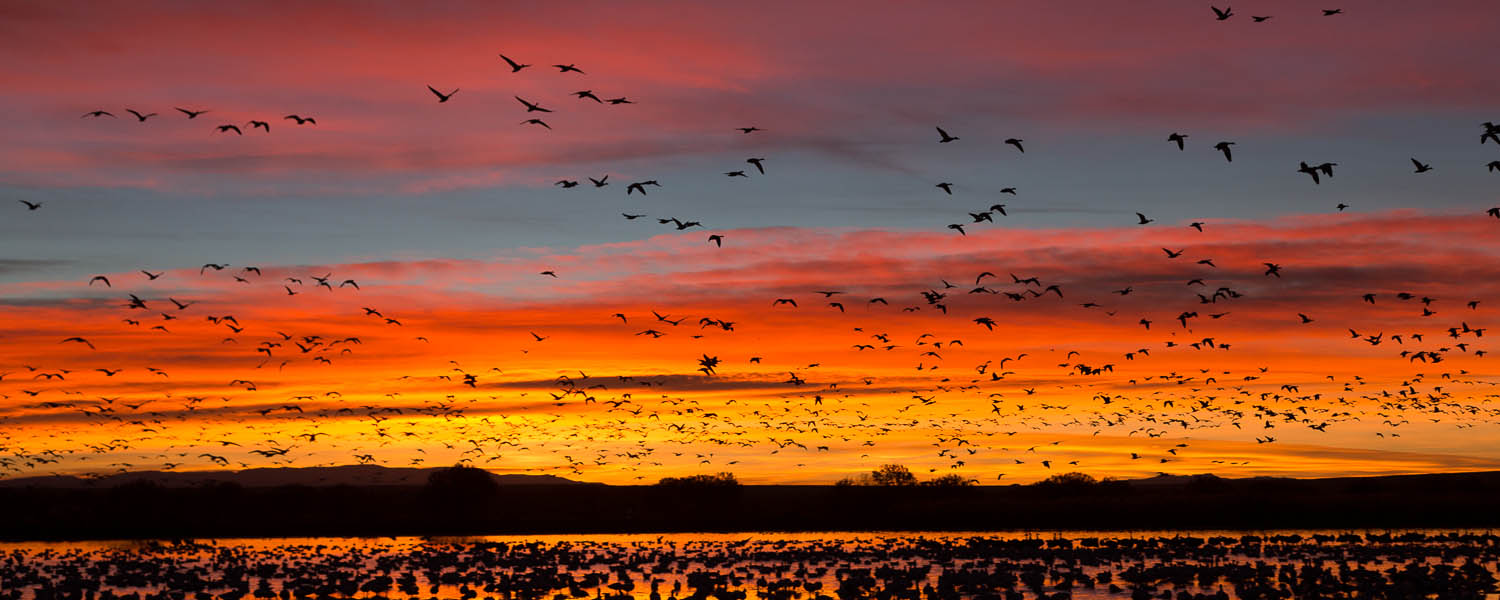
<box><xmin>516</xmin><ymin>97</ymin><xmax>552</xmax><ymax>112</ymax></box>
<box><xmin>428</xmin><ymin>86</ymin><xmax>459</xmax><ymax>102</ymax></box>
<box><xmin>61</xmin><ymin>337</ymin><xmax>95</xmax><ymax>350</ymax></box>
<box><xmin>1214</xmin><ymin>141</ymin><xmax>1235</xmax><ymax>162</ymax></box>
<box><xmin>499</xmin><ymin>54</ymin><xmax>530</xmax><ymax>72</ymax></box>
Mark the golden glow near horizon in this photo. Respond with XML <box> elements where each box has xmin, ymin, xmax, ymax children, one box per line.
<box><xmin>3</xmin><ymin>216</ymin><xmax>1499</xmax><ymax>484</ymax></box>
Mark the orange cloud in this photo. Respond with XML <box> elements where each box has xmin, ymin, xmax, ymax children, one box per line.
<box><xmin>2</xmin><ymin>210</ymin><xmax>1498</xmax><ymax>483</ymax></box>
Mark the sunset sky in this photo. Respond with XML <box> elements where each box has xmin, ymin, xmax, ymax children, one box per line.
<box><xmin>2</xmin><ymin>1</ymin><xmax>1499</xmax><ymax>484</ymax></box>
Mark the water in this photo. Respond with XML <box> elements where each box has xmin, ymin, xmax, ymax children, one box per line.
<box><xmin>3</xmin><ymin>530</ymin><xmax>1499</xmax><ymax>600</ymax></box>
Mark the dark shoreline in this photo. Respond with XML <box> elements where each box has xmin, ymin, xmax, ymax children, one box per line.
<box><xmin>3</xmin><ymin>469</ymin><xmax>1499</xmax><ymax>542</ymax></box>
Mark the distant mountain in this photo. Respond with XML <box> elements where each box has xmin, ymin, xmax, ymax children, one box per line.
<box><xmin>1122</xmin><ymin>473</ymin><xmax>1253</xmax><ymax>486</ymax></box>
<box><xmin>0</xmin><ymin>465</ymin><xmax>586</xmax><ymax>489</ymax></box>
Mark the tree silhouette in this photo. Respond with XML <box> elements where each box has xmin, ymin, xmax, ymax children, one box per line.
<box><xmin>871</xmin><ymin>464</ymin><xmax>918</xmax><ymax>486</ymax></box>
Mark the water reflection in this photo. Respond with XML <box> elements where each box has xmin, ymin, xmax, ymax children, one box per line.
<box><xmin>3</xmin><ymin>530</ymin><xmax>1498</xmax><ymax>600</ymax></box>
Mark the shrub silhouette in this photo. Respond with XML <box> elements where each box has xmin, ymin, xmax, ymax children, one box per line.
<box><xmin>1036</xmin><ymin>472</ymin><xmax>1098</xmax><ymax>487</ymax></box>
<box><xmin>921</xmin><ymin>474</ymin><xmax>976</xmax><ymax>487</ymax></box>
<box><xmin>656</xmin><ymin>472</ymin><xmax>740</xmax><ymax>487</ymax></box>
<box><xmin>422</xmin><ymin>464</ymin><xmax>500</xmax><ymax>516</ymax></box>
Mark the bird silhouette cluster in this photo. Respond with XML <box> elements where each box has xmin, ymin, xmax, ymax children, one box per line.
<box><xmin>6</xmin><ymin>11</ymin><xmax>1500</xmax><ymax>486</ymax></box>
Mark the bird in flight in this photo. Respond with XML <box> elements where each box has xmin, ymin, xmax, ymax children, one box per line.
<box><xmin>428</xmin><ymin>85</ymin><xmax>459</xmax><ymax>103</ymax></box>
<box><xmin>499</xmin><ymin>54</ymin><xmax>530</xmax><ymax>72</ymax></box>
<box><xmin>554</xmin><ymin>64</ymin><xmax>585</xmax><ymax>74</ymax></box>
<box><xmin>738</xmin><ymin>127</ymin><xmax>762</xmax><ymax>134</ymax></box>
<box><xmin>284</xmin><ymin>114</ymin><xmax>316</xmax><ymax>125</ymax></box>
<box><xmin>747</xmin><ymin>158</ymin><xmax>766</xmax><ymax>174</ymax></box>
<box><xmin>1004</xmin><ymin>138</ymin><xmax>1025</xmax><ymax>153</ymax></box>
<box><xmin>81</xmin><ymin>110</ymin><xmax>115</xmax><ymax>118</ymax></box>
<box><xmin>516</xmin><ymin>97</ymin><xmax>552</xmax><ymax>112</ymax></box>
<box><xmin>175</xmin><ymin>107</ymin><xmax>208</xmax><ymax>119</ymax></box>
<box><xmin>1252</xmin><ymin>15</ymin><xmax>1272</xmax><ymax>22</ymax></box>
<box><xmin>1298</xmin><ymin>162</ymin><xmax>1322</xmax><ymax>184</ymax></box>
<box><xmin>216</xmin><ymin>124</ymin><xmax>242</xmax><ymax>135</ymax></box>
<box><xmin>126</xmin><ymin>109</ymin><xmax>157</xmax><ymax>122</ymax></box>
<box><xmin>1214</xmin><ymin>141</ymin><xmax>1235</xmax><ymax>162</ymax></box>
<box><xmin>61</xmin><ymin>337</ymin><xmax>95</xmax><ymax>350</ymax></box>
<box><xmin>1211</xmin><ymin>6</ymin><xmax>1233</xmax><ymax>20</ymax></box>
<box><xmin>1136</xmin><ymin>212</ymin><xmax>1154</xmax><ymax>225</ymax></box>
<box><xmin>936</xmin><ymin>127</ymin><xmax>958</xmax><ymax>143</ymax></box>
<box><xmin>1167</xmin><ymin>132</ymin><xmax>1187</xmax><ymax>150</ymax></box>
<box><xmin>18</xmin><ymin>200</ymin><xmax>41</xmax><ymax>211</ymax></box>
<box><xmin>1411</xmin><ymin>158</ymin><xmax>1433</xmax><ymax>173</ymax></box>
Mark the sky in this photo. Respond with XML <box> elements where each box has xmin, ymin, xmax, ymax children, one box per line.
<box><xmin>2</xmin><ymin>1</ymin><xmax>1499</xmax><ymax>484</ymax></box>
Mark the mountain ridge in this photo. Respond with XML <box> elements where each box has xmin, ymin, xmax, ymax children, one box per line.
<box><xmin>0</xmin><ymin>465</ymin><xmax>585</xmax><ymax>489</ymax></box>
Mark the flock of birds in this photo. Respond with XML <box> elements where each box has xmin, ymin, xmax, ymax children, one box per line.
<box><xmin>4</xmin><ymin>8</ymin><xmax>1500</xmax><ymax>486</ymax></box>
<box><xmin>2</xmin><ymin>533</ymin><xmax>1499</xmax><ymax>600</ymax></box>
